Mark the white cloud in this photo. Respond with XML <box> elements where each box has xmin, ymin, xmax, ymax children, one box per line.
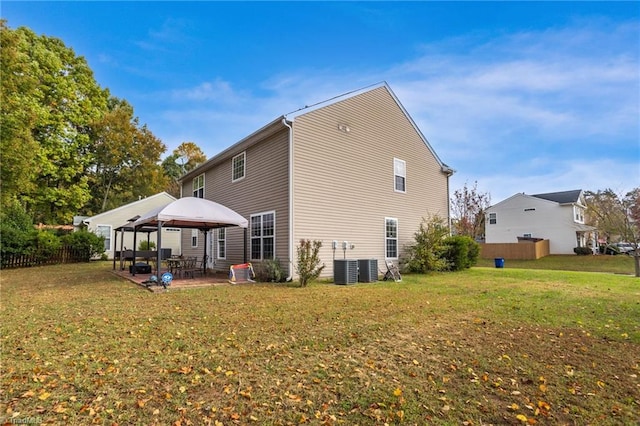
<box><xmin>148</xmin><ymin>18</ymin><xmax>638</xmax><ymax>200</ymax></box>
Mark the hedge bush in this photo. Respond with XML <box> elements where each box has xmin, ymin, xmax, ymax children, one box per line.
<box><xmin>574</xmin><ymin>246</ymin><xmax>593</xmax><ymax>256</ymax></box>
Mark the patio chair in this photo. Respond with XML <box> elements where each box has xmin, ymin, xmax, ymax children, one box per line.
<box><xmin>181</xmin><ymin>257</ymin><xmax>199</xmax><ymax>279</ymax></box>
<box><xmin>192</xmin><ymin>255</ymin><xmax>208</xmax><ymax>277</ymax></box>
<box><xmin>382</xmin><ymin>260</ymin><xmax>402</xmax><ymax>282</ymax></box>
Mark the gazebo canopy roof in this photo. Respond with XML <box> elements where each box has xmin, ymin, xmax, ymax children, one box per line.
<box><xmin>130</xmin><ymin>197</ymin><xmax>248</xmax><ymax>230</ymax></box>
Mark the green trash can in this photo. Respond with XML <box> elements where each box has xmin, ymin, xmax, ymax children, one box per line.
<box><xmin>494</xmin><ymin>258</ymin><xmax>505</xmax><ymax>268</ymax></box>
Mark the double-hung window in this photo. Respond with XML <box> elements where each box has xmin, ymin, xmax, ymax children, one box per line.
<box><xmin>250</xmin><ymin>211</ymin><xmax>275</xmax><ymax>260</ymax></box>
<box><xmin>232</xmin><ymin>152</ymin><xmax>246</xmax><ymax>182</ymax></box>
<box><xmin>385</xmin><ymin>218</ymin><xmax>398</xmax><ymax>259</ymax></box>
<box><xmin>96</xmin><ymin>225</ymin><xmax>112</xmax><ymax>251</ymax></box>
<box><xmin>394</xmin><ymin>158</ymin><xmax>406</xmax><ymax>193</ymax></box>
<box><xmin>488</xmin><ymin>213</ymin><xmax>497</xmax><ymax>225</ymax></box>
<box><xmin>192</xmin><ymin>174</ymin><xmax>204</xmax><ymax>198</ymax></box>
<box><xmin>191</xmin><ymin>229</ymin><xmax>198</xmax><ymax>248</ymax></box>
<box><xmin>217</xmin><ymin>228</ymin><xmax>226</xmax><ymax>259</ymax></box>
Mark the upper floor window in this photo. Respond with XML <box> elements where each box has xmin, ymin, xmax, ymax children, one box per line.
<box><xmin>574</xmin><ymin>206</ymin><xmax>584</xmax><ymax>223</ymax></box>
<box><xmin>394</xmin><ymin>158</ymin><xmax>406</xmax><ymax>193</ymax></box>
<box><xmin>250</xmin><ymin>211</ymin><xmax>275</xmax><ymax>260</ymax></box>
<box><xmin>488</xmin><ymin>213</ymin><xmax>497</xmax><ymax>225</ymax></box>
<box><xmin>192</xmin><ymin>174</ymin><xmax>204</xmax><ymax>198</ymax></box>
<box><xmin>385</xmin><ymin>217</ymin><xmax>398</xmax><ymax>259</ymax></box>
<box><xmin>232</xmin><ymin>152</ymin><xmax>246</xmax><ymax>182</ymax></box>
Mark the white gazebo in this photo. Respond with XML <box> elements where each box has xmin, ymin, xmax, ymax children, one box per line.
<box><xmin>129</xmin><ymin>197</ymin><xmax>248</xmax><ymax>275</ymax></box>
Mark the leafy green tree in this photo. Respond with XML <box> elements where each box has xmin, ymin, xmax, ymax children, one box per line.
<box><xmin>0</xmin><ymin>200</ymin><xmax>36</xmax><ymax>258</ymax></box>
<box><xmin>162</xmin><ymin>142</ymin><xmax>207</xmax><ymax>197</ymax></box>
<box><xmin>0</xmin><ymin>21</ymin><xmax>40</xmax><ymax>206</ymax></box>
<box><xmin>0</xmin><ymin>22</ymin><xmax>109</xmax><ymax>223</ymax></box>
<box><xmin>86</xmin><ymin>97</ymin><xmax>169</xmax><ymax>214</ymax></box>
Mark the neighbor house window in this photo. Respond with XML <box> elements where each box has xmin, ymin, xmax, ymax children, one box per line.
<box><xmin>232</xmin><ymin>152</ymin><xmax>246</xmax><ymax>182</ymax></box>
<box><xmin>192</xmin><ymin>174</ymin><xmax>204</xmax><ymax>198</ymax></box>
<box><xmin>217</xmin><ymin>228</ymin><xmax>226</xmax><ymax>259</ymax></box>
<box><xmin>251</xmin><ymin>211</ymin><xmax>275</xmax><ymax>260</ymax></box>
<box><xmin>489</xmin><ymin>213</ymin><xmax>497</xmax><ymax>225</ymax></box>
<box><xmin>394</xmin><ymin>158</ymin><xmax>406</xmax><ymax>193</ymax></box>
<box><xmin>191</xmin><ymin>229</ymin><xmax>198</xmax><ymax>248</ymax></box>
<box><xmin>574</xmin><ymin>206</ymin><xmax>584</xmax><ymax>223</ymax></box>
<box><xmin>96</xmin><ymin>225</ymin><xmax>112</xmax><ymax>251</ymax></box>
<box><xmin>385</xmin><ymin>218</ymin><xmax>398</xmax><ymax>259</ymax></box>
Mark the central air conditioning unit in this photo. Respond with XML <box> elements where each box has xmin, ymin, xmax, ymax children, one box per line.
<box><xmin>358</xmin><ymin>259</ymin><xmax>378</xmax><ymax>282</ymax></box>
<box><xmin>333</xmin><ymin>259</ymin><xmax>358</xmax><ymax>285</ymax></box>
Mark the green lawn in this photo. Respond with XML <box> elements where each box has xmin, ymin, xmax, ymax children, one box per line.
<box><xmin>1</xmin><ymin>262</ymin><xmax>638</xmax><ymax>425</ymax></box>
<box><xmin>476</xmin><ymin>253</ymin><xmax>637</xmax><ymax>275</ymax></box>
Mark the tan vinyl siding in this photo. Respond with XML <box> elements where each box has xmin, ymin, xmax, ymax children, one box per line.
<box><xmin>180</xmin><ymin>128</ymin><xmax>290</xmax><ymax>272</ymax></box>
<box><xmin>292</xmin><ymin>86</ymin><xmax>448</xmax><ymax>277</ymax></box>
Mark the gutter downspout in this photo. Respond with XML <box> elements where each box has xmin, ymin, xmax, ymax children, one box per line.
<box><xmin>282</xmin><ymin>118</ymin><xmax>294</xmax><ymax>281</ymax></box>
<box><xmin>441</xmin><ymin>165</ymin><xmax>455</xmax><ymax>233</ymax></box>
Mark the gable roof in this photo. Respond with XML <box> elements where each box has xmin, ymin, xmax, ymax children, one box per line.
<box><xmin>84</xmin><ymin>192</ymin><xmax>176</xmax><ymax>223</ymax></box>
<box><xmin>532</xmin><ymin>190</ymin><xmax>583</xmax><ymax>204</ymax></box>
<box><xmin>181</xmin><ymin>82</ymin><xmax>452</xmax><ymax>182</ymax></box>
<box><xmin>284</xmin><ymin>82</ymin><xmax>451</xmax><ymax>173</ymax></box>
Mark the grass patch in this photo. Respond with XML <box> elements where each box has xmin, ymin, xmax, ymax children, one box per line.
<box><xmin>476</xmin><ymin>254</ymin><xmax>636</xmax><ymax>275</ymax></box>
<box><xmin>1</xmin><ymin>262</ymin><xmax>638</xmax><ymax>425</ymax></box>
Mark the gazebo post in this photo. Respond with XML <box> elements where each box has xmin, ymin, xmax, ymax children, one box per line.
<box><xmin>119</xmin><ymin>228</ymin><xmax>125</xmax><ymax>270</ymax></box>
<box><xmin>202</xmin><ymin>228</ymin><xmax>208</xmax><ymax>276</ymax></box>
<box><xmin>132</xmin><ymin>229</ymin><xmax>138</xmax><ymax>276</ymax></box>
<box><xmin>112</xmin><ymin>230</ymin><xmax>118</xmax><ymax>270</ymax></box>
<box><xmin>244</xmin><ymin>228</ymin><xmax>247</xmax><ymax>263</ymax></box>
<box><xmin>156</xmin><ymin>221</ymin><xmax>163</xmax><ymax>276</ymax></box>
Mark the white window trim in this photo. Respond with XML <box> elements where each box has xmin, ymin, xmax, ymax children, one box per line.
<box><xmin>250</xmin><ymin>210</ymin><xmax>276</xmax><ymax>261</ymax></box>
<box><xmin>96</xmin><ymin>224</ymin><xmax>112</xmax><ymax>252</ymax></box>
<box><xmin>393</xmin><ymin>158</ymin><xmax>406</xmax><ymax>193</ymax></box>
<box><xmin>192</xmin><ymin>174</ymin><xmax>205</xmax><ymax>198</ymax></box>
<box><xmin>488</xmin><ymin>213</ymin><xmax>497</xmax><ymax>225</ymax></box>
<box><xmin>217</xmin><ymin>228</ymin><xmax>226</xmax><ymax>260</ymax></box>
<box><xmin>385</xmin><ymin>217</ymin><xmax>398</xmax><ymax>259</ymax></box>
<box><xmin>232</xmin><ymin>151</ymin><xmax>246</xmax><ymax>183</ymax></box>
<box><xmin>191</xmin><ymin>229</ymin><xmax>198</xmax><ymax>248</ymax></box>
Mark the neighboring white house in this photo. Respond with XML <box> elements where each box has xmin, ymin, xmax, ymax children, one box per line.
<box><xmin>82</xmin><ymin>192</ymin><xmax>182</xmax><ymax>259</ymax></box>
<box><xmin>484</xmin><ymin>189</ymin><xmax>596</xmax><ymax>254</ymax></box>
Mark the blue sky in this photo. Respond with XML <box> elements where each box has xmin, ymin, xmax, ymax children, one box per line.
<box><xmin>3</xmin><ymin>1</ymin><xmax>639</xmax><ymax>203</ymax></box>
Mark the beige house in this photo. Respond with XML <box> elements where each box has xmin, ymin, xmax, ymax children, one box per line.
<box><xmin>82</xmin><ymin>192</ymin><xmax>182</xmax><ymax>259</ymax></box>
<box><xmin>179</xmin><ymin>82</ymin><xmax>452</xmax><ymax>278</ymax></box>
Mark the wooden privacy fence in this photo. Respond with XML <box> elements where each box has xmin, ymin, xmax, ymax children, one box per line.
<box><xmin>1</xmin><ymin>246</ymin><xmax>90</xmax><ymax>269</ymax></box>
<box><xmin>480</xmin><ymin>239</ymin><xmax>550</xmax><ymax>260</ymax></box>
